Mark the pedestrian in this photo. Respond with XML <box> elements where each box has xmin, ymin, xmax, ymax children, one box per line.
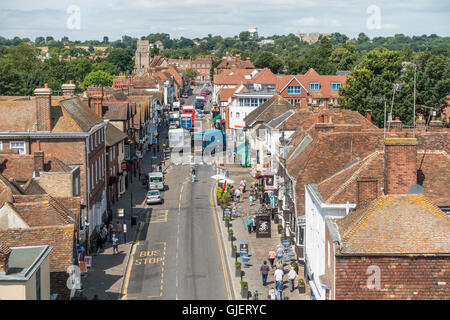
<box><xmin>247</xmin><ymin>216</ymin><xmax>252</xmax><ymax>234</ymax></box>
<box><xmin>240</xmin><ymin>186</ymin><xmax>244</xmax><ymax>201</ymax></box>
<box><xmin>157</xmin><ymin>144</ymin><xmax>160</xmax><ymax>152</ymax></box>
<box><xmin>159</xmin><ymin>163</ymin><xmax>162</xmax><ymax>172</ymax></box>
<box><xmin>268</xmin><ymin>249</ymin><xmax>276</xmax><ymax>268</ymax></box>
<box><xmin>108</xmin><ymin>222</ymin><xmax>113</xmax><ymax>242</ymax></box>
<box><xmin>277</xmin><ymin>245</ymin><xmax>284</xmax><ymax>263</ymax></box>
<box><xmin>101</xmin><ymin>225</ymin><xmax>107</xmax><ymax>246</ymax></box>
<box><xmin>112</xmin><ymin>233</ymin><xmax>119</xmax><ymax>255</ymax></box>
<box><xmin>116</xmin><ymin>221</ymin><xmax>123</xmax><ymax>243</ymax></box>
<box><xmin>235</xmin><ymin>188</ymin><xmax>241</xmax><ymax>202</ymax></box>
<box><xmin>260</xmin><ymin>261</ymin><xmax>270</xmax><ymax>286</ymax></box>
<box><xmin>92</xmin><ymin>295</ymin><xmax>99</xmax><ymax>300</ymax></box>
<box><xmin>274</xmin><ymin>266</ymin><xmax>284</xmax><ymax>300</ymax></box>
<box><xmin>249</xmin><ymin>194</ymin><xmax>254</xmax><ymax>206</ymax></box>
<box><xmin>240</xmin><ymin>179</ymin><xmax>246</xmax><ymax>193</ymax></box>
<box><xmin>96</xmin><ymin>230</ymin><xmax>103</xmax><ymax>253</ymax></box>
<box><xmin>268</xmin><ymin>288</ymin><xmax>276</xmax><ymax>300</ymax></box>
<box><xmin>252</xmin><ymin>216</ymin><xmax>256</xmax><ymax>233</ymax></box>
<box><xmin>288</xmin><ymin>266</ymin><xmax>297</xmax><ymax>292</ymax></box>
<box><xmin>233</xmin><ymin>151</ymin><xmax>236</xmax><ymax>163</ymax></box>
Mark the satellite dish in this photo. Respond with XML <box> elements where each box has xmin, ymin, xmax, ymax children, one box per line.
<box><xmin>408</xmin><ymin>184</ymin><xmax>424</xmax><ymax>195</ymax></box>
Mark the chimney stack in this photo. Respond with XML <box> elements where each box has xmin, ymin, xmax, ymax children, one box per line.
<box><xmin>34</xmin><ymin>150</ymin><xmax>45</xmax><ymax>177</ymax></box>
<box><xmin>356</xmin><ymin>178</ymin><xmax>378</xmax><ymax>209</ymax></box>
<box><xmin>34</xmin><ymin>84</ymin><xmax>53</xmax><ymax>132</ymax></box>
<box><xmin>62</xmin><ymin>80</ymin><xmax>76</xmax><ymax>98</ymax></box>
<box><xmin>0</xmin><ymin>244</ymin><xmax>11</xmax><ymax>275</ymax></box>
<box><xmin>389</xmin><ymin>116</ymin><xmax>403</xmax><ymax>132</ymax></box>
<box><xmin>384</xmin><ymin>138</ymin><xmax>418</xmax><ymax>195</ymax></box>
<box><xmin>87</xmin><ymin>86</ymin><xmax>104</xmax><ymax>118</ymax></box>
<box><xmin>366</xmin><ymin>109</ymin><xmax>372</xmax><ymax>122</ymax></box>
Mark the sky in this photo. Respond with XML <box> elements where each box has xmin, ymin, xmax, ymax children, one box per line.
<box><xmin>0</xmin><ymin>0</ymin><xmax>449</xmax><ymax>41</ymax></box>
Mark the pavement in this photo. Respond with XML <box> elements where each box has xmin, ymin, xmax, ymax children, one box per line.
<box><xmin>212</xmin><ymin>164</ymin><xmax>311</xmax><ymax>300</ymax></box>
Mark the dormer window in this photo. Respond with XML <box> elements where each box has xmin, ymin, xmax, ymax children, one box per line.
<box><xmin>332</xmin><ymin>82</ymin><xmax>342</xmax><ymax>90</ymax></box>
<box><xmin>310</xmin><ymin>83</ymin><xmax>320</xmax><ymax>91</ymax></box>
<box><xmin>287</xmin><ymin>86</ymin><xmax>301</xmax><ymax>94</ymax></box>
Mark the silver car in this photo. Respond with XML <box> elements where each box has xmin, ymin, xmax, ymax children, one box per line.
<box><xmin>146</xmin><ymin>190</ymin><xmax>163</xmax><ymax>205</ymax></box>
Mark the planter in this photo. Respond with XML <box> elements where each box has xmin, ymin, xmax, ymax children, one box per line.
<box><xmin>298</xmin><ymin>285</ymin><xmax>306</xmax><ymax>294</ymax></box>
<box><xmin>228</xmin><ymin>234</ymin><xmax>234</xmax><ymax>241</ymax></box>
<box><xmin>235</xmin><ymin>263</ymin><xmax>241</xmax><ymax>277</ymax></box>
<box><xmin>225</xmin><ymin>220</ymin><xmax>230</xmax><ymax>228</ymax></box>
<box><xmin>240</xmin><ymin>281</ymin><xmax>248</xmax><ymax>299</ymax></box>
<box><xmin>231</xmin><ymin>245</ymin><xmax>237</xmax><ymax>258</ymax></box>
<box><xmin>274</xmin><ymin>215</ymin><xmax>279</xmax><ymax>224</ymax></box>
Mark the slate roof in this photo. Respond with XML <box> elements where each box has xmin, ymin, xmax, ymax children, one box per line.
<box><xmin>335</xmin><ymin>194</ymin><xmax>450</xmax><ymax>255</ymax></box>
<box><xmin>266</xmin><ymin>110</ymin><xmax>296</xmax><ymax>129</ymax></box>
<box><xmin>244</xmin><ymin>95</ymin><xmax>295</xmax><ymax>127</ymax></box>
<box><xmin>105</xmin><ymin>122</ymin><xmax>127</xmax><ymax>147</ymax></box>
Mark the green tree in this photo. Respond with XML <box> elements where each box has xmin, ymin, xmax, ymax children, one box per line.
<box><xmin>339</xmin><ymin>49</ymin><xmax>403</xmax><ymax>127</ymax></box>
<box><xmin>105</xmin><ymin>48</ymin><xmax>134</xmax><ymax>73</ymax></box>
<box><xmin>82</xmin><ymin>70</ymin><xmax>113</xmax><ymax>90</ymax></box>
<box><xmin>253</xmin><ymin>51</ymin><xmax>284</xmax><ymax>73</ymax></box>
<box><xmin>239</xmin><ymin>31</ymin><xmax>251</xmax><ymax>42</ymax></box>
<box><xmin>330</xmin><ymin>46</ymin><xmax>358</xmax><ymax>71</ymax></box>
<box><xmin>185</xmin><ymin>68</ymin><xmax>198</xmax><ymax>80</ymax></box>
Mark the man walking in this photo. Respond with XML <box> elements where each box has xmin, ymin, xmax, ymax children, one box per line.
<box><xmin>247</xmin><ymin>216</ymin><xmax>252</xmax><ymax>234</ymax></box>
<box><xmin>260</xmin><ymin>261</ymin><xmax>270</xmax><ymax>286</ymax></box>
<box><xmin>268</xmin><ymin>249</ymin><xmax>276</xmax><ymax>268</ymax></box>
<box><xmin>288</xmin><ymin>266</ymin><xmax>297</xmax><ymax>292</ymax></box>
<box><xmin>235</xmin><ymin>188</ymin><xmax>241</xmax><ymax>203</ymax></box>
<box><xmin>251</xmin><ymin>216</ymin><xmax>256</xmax><ymax>233</ymax></box>
<box><xmin>274</xmin><ymin>266</ymin><xmax>284</xmax><ymax>300</ymax></box>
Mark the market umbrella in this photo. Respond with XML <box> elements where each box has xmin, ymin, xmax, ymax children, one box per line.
<box><xmin>219</xmin><ymin>178</ymin><xmax>234</xmax><ymax>184</ymax></box>
<box><xmin>211</xmin><ymin>174</ymin><xmax>227</xmax><ymax>180</ymax></box>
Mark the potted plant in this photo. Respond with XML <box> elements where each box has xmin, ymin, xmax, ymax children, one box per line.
<box><xmin>228</xmin><ymin>229</ymin><xmax>234</xmax><ymax>241</ymax></box>
<box><xmin>235</xmin><ymin>262</ymin><xmax>241</xmax><ymax>277</ymax></box>
<box><xmin>231</xmin><ymin>244</ymin><xmax>237</xmax><ymax>258</ymax></box>
<box><xmin>277</xmin><ymin>223</ymin><xmax>283</xmax><ymax>234</ymax></box>
<box><xmin>225</xmin><ymin>215</ymin><xmax>231</xmax><ymax>228</ymax></box>
<box><xmin>240</xmin><ymin>280</ymin><xmax>248</xmax><ymax>298</ymax></box>
<box><xmin>290</xmin><ymin>261</ymin><xmax>299</xmax><ymax>274</ymax></box>
<box><xmin>273</xmin><ymin>214</ymin><xmax>279</xmax><ymax>224</ymax></box>
<box><xmin>298</xmin><ymin>278</ymin><xmax>306</xmax><ymax>294</ymax></box>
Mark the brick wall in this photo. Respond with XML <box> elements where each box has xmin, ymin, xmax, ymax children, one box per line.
<box><xmin>356</xmin><ymin>178</ymin><xmax>378</xmax><ymax>209</ymax></box>
<box><xmin>384</xmin><ymin>138</ymin><xmax>417</xmax><ymax>195</ymax></box>
<box><xmin>335</xmin><ymin>255</ymin><xmax>450</xmax><ymax>300</ymax></box>
<box><xmin>39</xmin><ymin>172</ymin><xmax>74</xmax><ymax>197</ymax></box>
<box><xmin>0</xmin><ymin>225</ymin><xmax>75</xmax><ymax>300</ymax></box>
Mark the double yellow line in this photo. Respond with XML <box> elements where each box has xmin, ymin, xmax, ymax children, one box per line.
<box><xmin>210</xmin><ymin>181</ymin><xmax>233</xmax><ymax>300</ymax></box>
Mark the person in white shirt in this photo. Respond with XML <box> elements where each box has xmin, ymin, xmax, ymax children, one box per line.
<box><xmin>274</xmin><ymin>267</ymin><xmax>284</xmax><ymax>300</ymax></box>
<box><xmin>288</xmin><ymin>266</ymin><xmax>297</xmax><ymax>292</ymax></box>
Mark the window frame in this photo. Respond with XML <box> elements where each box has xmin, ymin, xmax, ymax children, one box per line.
<box><xmin>309</xmin><ymin>82</ymin><xmax>320</xmax><ymax>91</ymax></box>
<box><xmin>10</xmin><ymin>141</ymin><xmax>26</xmax><ymax>155</ymax></box>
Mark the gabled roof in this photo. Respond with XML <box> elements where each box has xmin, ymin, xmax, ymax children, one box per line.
<box><xmin>266</xmin><ymin>110</ymin><xmax>296</xmax><ymax>129</ymax></box>
<box><xmin>59</xmin><ymin>97</ymin><xmax>104</xmax><ymax>133</ymax></box>
<box><xmin>105</xmin><ymin>122</ymin><xmax>127</xmax><ymax>147</ymax></box>
<box><xmin>244</xmin><ymin>95</ymin><xmax>295</xmax><ymax>127</ymax></box>
<box><xmin>335</xmin><ymin>194</ymin><xmax>450</xmax><ymax>255</ymax></box>
<box><xmin>102</xmin><ymin>102</ymin><xmax>129</xmax><ymax>121</ymax></box>
<box><xmin>218</xmin><ymin>87</ymin><xmax>237</xmax><ymax>102</ymax></box>
<box><xmin>214</xmin><ymin>68</ymin><xmax>256</xmax><ymax>85</ymax></box>
<box><xmin>248</xmin><ymin>68</ymin><xmax>278</xmax><ymax>85</ymax></box>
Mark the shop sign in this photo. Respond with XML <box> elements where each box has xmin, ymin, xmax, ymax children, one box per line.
<box><xmin>256</xmin><ymin>215</ymin><xmax>271</xmax><ymax>238</ymax></box>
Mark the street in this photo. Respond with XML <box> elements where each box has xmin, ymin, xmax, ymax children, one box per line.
<box><xmin>122</xmin><ymin>85</ymin><xmax>232</xmax><ymax>300</ymax></box>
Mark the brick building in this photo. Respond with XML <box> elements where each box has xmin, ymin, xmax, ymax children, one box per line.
<box><xmin>0</xmin><ymin>84</ymin><xmax>107</xmax><ymax>250</ymax></box>
<box><xmin>323</xmin><ymin>139</ymin><xmax>450</xmax><ymax>299</ymax></box>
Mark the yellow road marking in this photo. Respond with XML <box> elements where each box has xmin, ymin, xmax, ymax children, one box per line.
<box><xmin>122</xmin><ymin>220</ymin><xmax>145</xmax><ymax>300</ymax></box>
<box><xmin>210</xmin><ymin>182</ymin><xmax>232</xmax><ymax>300</ymax></box>
<box><xmin>150</xmin><ymin>210</ymin><xmax>168</xmax><ymax>223</ymax></box>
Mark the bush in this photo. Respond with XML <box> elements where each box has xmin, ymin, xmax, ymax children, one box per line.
<box><xmin>228</xmin><ymin>229</ymin><xmax>234</xmax><ymax>235</ymax></box>
<box><xmin>240</xmin><ymin>280</ymin><xmax>248</xmax><ymax>288</ymax></box>
<box><xmin>232</xmin><ymin>244</ymin><xmax>237</xmax><ymax>251</ymax></box>
<box><xmin>277</xmin><ymin>223</ymin><xmax>283</xmax><ymax>229</ymax></box>
<box><xmin>235</xmin><ymin>262</ymin><xmax>241</xmax><ymax>269</ymax></box>
<box><xmin>274</xmin><ymin>214</ymin><xmax>279</xmax><ymax>220</ymax></box>
<box><xmin>298</xmin><ymin>278</ymin><xmax>305</xmax><ymax>286</ymax></box>
<box><xmin>224</xmin><ymin>215</ymin><xmax>230</xmax><ymax>221</ymax></box>
<box><xmin>291</xmin><ymin>261</ymin><xmax>298</xmax><ymax>268</ymax></box>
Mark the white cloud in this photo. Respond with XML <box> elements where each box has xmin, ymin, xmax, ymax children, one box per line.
<box><xmin>295</xmin><ymin>17</ymin><xmax>320</xmax><ymax>26</ymax></box>
<box><xmin>381</xmin><ymin>23</ymin><xmax>400</xmax><ymax>29</ymax></box>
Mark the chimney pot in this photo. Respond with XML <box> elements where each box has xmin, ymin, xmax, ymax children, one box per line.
<box><xmin>34</xmin><ymin>150</ymin><xmax>45</xmax><ymax>177</ymax></box>
<box><xmin>34</xmin><ymin>86</ymin><xmax>53</xmax><ymax>132</ymax></box>
<box><xmin>366</xmin><ymin>109</ymin><xmax>372</xmax><ymax>122</ymax></box>
<box><xmin>44</xmin><ymin>83</ymin><xmax>48</xmax><ymax>88</ymax></box>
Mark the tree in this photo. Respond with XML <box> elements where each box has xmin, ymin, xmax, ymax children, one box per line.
<box><xmin>330</xmin><ymin>46</ymin><xmax>358</xmax><ymax>71</ymax></box>
<box><xmin>151</xmin><ymin>44</ymin><xmax>160</xmax><ymax>56</ymax></box>
<box><xmin>357</xmin><ymin>32</ymin><xmax>370</xmax><ymax>43</ymax></box>
<box><xmin>35</xmin><ymin>37</ymin><xmax>45</xmax><ymax>45</ymax></box>
<box><xmin>45</xmin><ymin>36</ymin><xmax>54</xmax><ymax>43</ymax></box>
<box><xmin>105</xmin><ymin>48</ymin><xmax>134</xmax><ymax>73</ymax></box>
<box><xmin>82</xmin><ymin>70</ymin><xmax>113</xmax><ymax>90</ymax></box>
<box><xmin>253</xmin><ymin>51</ymin><xmax>284</xmax><ymax>74</ymax></box>
<box><xmin>239</xmin><ymin>31</ymin><xmax>251</xmax><ymax>42</ymax></box>
<box><xmin>185</xmin><ymin>68</ymin><xmax>198</xmax><ymax>80</ymax></box>
<box><xmin>339</xmin><ymin>49</ymin><xmax>403</xmax><ymax>127</ymax></box>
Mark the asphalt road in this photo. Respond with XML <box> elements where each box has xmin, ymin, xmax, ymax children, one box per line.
<box><xmin>122</xmin><ymin>87</ymin><xmax>232</xmax><ymax>300</ymax></box>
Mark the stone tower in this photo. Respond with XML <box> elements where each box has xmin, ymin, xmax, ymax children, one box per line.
<box><xmin>135</xmin><ymin>40</ymin><xmax>150</xmax><ymax>76</ymax></box>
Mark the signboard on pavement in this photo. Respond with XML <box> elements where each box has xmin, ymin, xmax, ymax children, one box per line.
<box><xmin>84</xmin><ymin>256</ymin><xmax>92</xmax><ymax>268</ymax></box>
<box><xmin>118</xmin><ymin>208</ymin><xmax>124</xmax><ymax>217</ymax></box>
<box><xmin>256</xmin><ymin>215</ymin><xmax>271</xmax><ymax>238</ymax></box>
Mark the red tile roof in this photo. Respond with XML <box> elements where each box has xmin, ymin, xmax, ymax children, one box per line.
<box><xmin>213</xmin><ymin>68</ymin><xmax>256</xmax><ymax>85</ymax></box>
<box><xmin>218</xmin><ymin>87</ymin><xmax>237</xmax><ymax>103</ymax></box>
<box><xmin>248</xmin><ymin>68</ymin><xmax>278</xmax><ymax>85</ymax></box>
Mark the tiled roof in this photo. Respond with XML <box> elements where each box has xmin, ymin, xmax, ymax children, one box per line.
<box><xmin>12</xmin><ymin>194</ymin><xmax>74</xmax><ymax>227</ymax></box>
<box><xmin>214</xmin><ymin>69</ymin><xmax>256</xmax><ymax>85</ymax></box>
<box><xmin>102</xmin><ymin>102</ymin><xmax>129</xmax><ymax>121</ymax></box>
<box><xmin>248</xmin><ymin>68</ymin><xmax>277</xmax><ymax>85</ymax></box>
<box><xmin>105</xmin><ymin>122</ymin><xmax>127</xmax><ymax>147</ymax></box>
<box><xmin>0</xmin><ymin>243</ymin><xmax>11</xmax><ymax>255</ymax></box>
<box><xmin>318</xmin><ymin>150</ymin><xmax>450</xmax><ymax>207</ymax></box>
<box><xmin>22</xmin><ymin>179</ymin><xmax>47</xmax><ymax>195</ymax></box>
<box><xmin>335</xmin><ymin>194</ymin><xmax>450</xmax><ymax>255</ymax></box>
<box><xmin>218</xmin><ymin>87</ymin><xmax>237</xmax><ymax>102</ymax></box>
<box><xmin>59</xmin><ymin>97</ymin><xmax>104</xmax><ymax>132</ymax></box>
<box><xmin>244</xmin><ymin>95</ymin><xmax>295</xmax><ymax>127</ymax></box>
<box><xmin>0</xmin><ymin>100</ymin><xmax>37</xmax><ymax>132</ymax></box>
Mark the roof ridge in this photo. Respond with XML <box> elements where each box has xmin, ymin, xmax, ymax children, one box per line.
<box><xmin>326</xmin><ymin>151</ymin><xmax>381</xmax><ymax>202</ymax></box>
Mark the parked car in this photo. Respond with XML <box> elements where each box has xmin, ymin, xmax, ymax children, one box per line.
<box><xmin>146</xmin><ymin>190</ymin><xmax>163</xmax><ymax>205</ymax></box>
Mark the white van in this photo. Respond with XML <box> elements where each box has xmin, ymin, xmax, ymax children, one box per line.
<box><xmin>148</xmin><ymin>172</ymin><xmax>164</xmax><ymax>191</ymax></box>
